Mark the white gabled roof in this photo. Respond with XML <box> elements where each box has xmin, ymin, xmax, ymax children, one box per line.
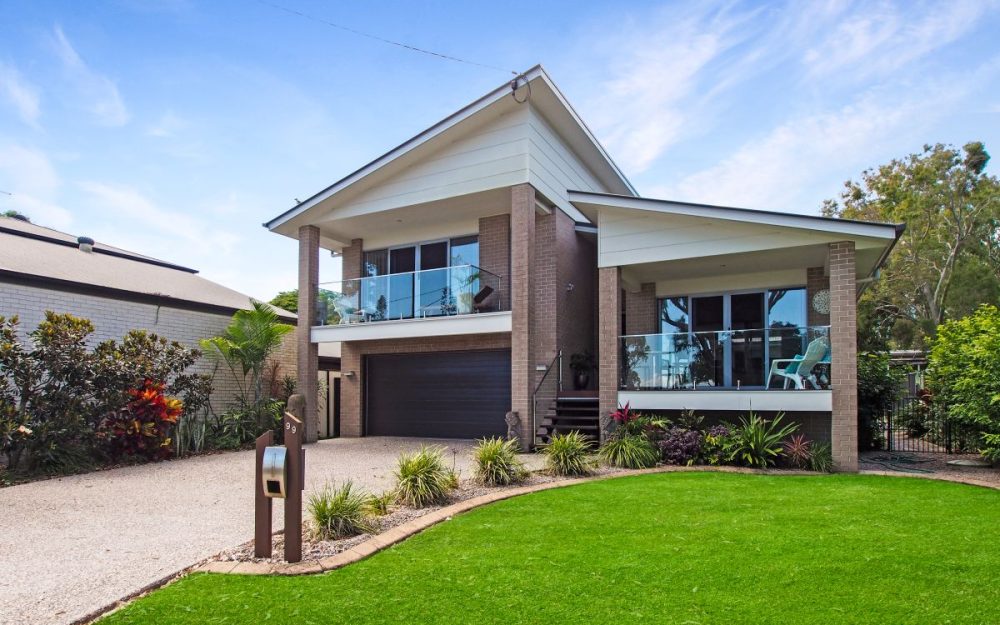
<box><xmin>264</xmin><ymin>65</ymin><xmax>636</xmax><ymax>239</ymax></box>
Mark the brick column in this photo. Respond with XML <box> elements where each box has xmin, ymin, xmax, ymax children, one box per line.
<box><xmin>625</xmin><ymin>282</ymin><xmax>658</xmax><ymax>335</ymax></box>
<box><xmin>296</xmin><ymin>225</ymin><xmax>320</xmax><ymax>443</ymax></box>
<box><xmin>339</xmin><ymin>238</ymin><xmax>363</xmax><ymax>437</ymax></box>
<box><xmin>510</xmin><ymin>184</ymin><xmax>535</xmax><ymax>447</ymax></box>
<box><xmin>598</xmin><ymin>266</ymin><xmax>622</xmax><ymax>444</ymax></box>
<box><xmin>830</xmin><ymin>241</ymin><xmax>858</xmax><ymax>471</ymax></box>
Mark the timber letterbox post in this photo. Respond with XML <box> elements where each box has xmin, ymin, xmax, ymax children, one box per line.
<box><xmin>253</xmin><ymin>411</ymin><xmax>305</xmax><ymax>562</ymax></box>
<box><xmin>283</xmin><ymin>411</ymin><xmax>304</xmax><ymax>563</ymax></box>
<box><xmin>254</xmin><ymin>430</ymin><xmax>274</xmax><ymax>558</ymax></box>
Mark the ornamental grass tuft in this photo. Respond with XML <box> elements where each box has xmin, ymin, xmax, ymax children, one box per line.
<box><xmin>473</xmin><ymin>437</ymin><xmax>527</xmax><ymax>486</ymax></box>
<box><xmin>394</xmin><ymin>446</ymin><xmax>457</xmax><ymax>508</ymax></box>
<box><xmin>541</xmin><ymin>431</ymin><xmax>593</xmax><ymax>476</ymax></box>
<box><xmin>308</xmin><ymin>481</ymin><xmax>376</xmax><ymax>540</ymax></box>
<box><xmin>600</xmin><ymin>434</ymin><xmax>659</xmax><ymax>469</ymax></box>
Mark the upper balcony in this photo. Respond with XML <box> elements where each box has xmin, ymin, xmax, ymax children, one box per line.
<box><xmin>311</xmin><ymin>264</ymin><xmax>512</xmax><ymax>342</ymax></box>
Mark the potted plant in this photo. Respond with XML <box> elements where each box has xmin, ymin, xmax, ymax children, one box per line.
<box><xmin>569</xmin><ymin>350</ymin><xmax>595</xmax><ymax>390</ymax></box>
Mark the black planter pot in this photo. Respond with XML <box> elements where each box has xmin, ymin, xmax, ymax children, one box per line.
<box><xmin>573</xmin><ymin>371</ymin><xmax>590</xmax><ymax>390</ymax></box>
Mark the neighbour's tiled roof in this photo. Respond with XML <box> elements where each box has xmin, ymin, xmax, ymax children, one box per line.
<box><xmin>0</xmin><ymin>217</ymin><xmax>295</xmax><ymax>319</ymax></box>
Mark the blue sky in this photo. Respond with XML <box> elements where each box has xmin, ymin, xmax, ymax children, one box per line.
<box><xmin>2</xmin><ymin>0</ymin><xmax>998</xmax><ymax>299</ymax></box>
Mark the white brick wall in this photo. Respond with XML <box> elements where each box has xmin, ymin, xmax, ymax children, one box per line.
<box><xmin>0</xmin><ymin>281</ymin><xmax>298</xmax><ymax>415</ymax></box>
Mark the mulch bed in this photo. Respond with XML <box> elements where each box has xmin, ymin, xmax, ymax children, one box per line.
<box><xmin>860</xmin><ymin>451</ymin><xmax>999</xmax><ymax>486</ymax></box>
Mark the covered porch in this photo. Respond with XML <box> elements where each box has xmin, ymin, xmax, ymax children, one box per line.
<box><xmin>572</xmin><ymin>191</ymin><xmax>903</xmax><ymax>472</ymax></box>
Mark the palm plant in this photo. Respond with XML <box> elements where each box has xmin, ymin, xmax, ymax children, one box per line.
<box><xmin>200</xmin><ymin>301</ymin><xmax>293</xmax><ymax>409</ymax></box>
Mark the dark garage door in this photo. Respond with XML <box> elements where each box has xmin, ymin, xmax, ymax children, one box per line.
<box><xmin>366</xmin><ymin>350</ymin><xmax>511</xmax><ymax>438</ymax></box>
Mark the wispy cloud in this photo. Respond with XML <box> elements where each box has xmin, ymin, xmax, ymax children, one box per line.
<box><xmin>78</xmin><ymin>181</ymin><xmax>240</xmax><ymax>253</ymax></box>
<box><xmin>580</xmin><ymin>4</ymin><xmax>762</xmax><ymax>173</ymax></box>
<box><xmin>146</xmin><ymin>111</ymin><xmax>188</xmax><ymax>138</ymax></box>
<box><xmin>50</xmin><ymin>26</ymin><xmax>129</xmax><ymax>126</ymax></box>
<box><xmin>0</xmin><ymin>144</ymin><xmax>73</xmax><ymax>230</ymax></box>
<box><xmin>802</xmin><ymin>0</ymin><xmax>995</xmax><ymax>79</ymax></box>
<box><xmin>0</xmin><ymin>62</ymin><xmax>41</xmax><ymax>127</ymax></box>
<box><xmin>652</xmin><ymin>58</ymin><xmax>1000</xmax><ymax>214</ymax></box>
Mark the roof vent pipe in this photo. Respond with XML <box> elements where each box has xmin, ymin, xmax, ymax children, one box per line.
<box><xmin>77</xmin><ymin>236</ymin><xmax>94</xmax><ymax>253</ymax></box>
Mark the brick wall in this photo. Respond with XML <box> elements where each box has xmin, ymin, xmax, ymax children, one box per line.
<box><xmin>556</xmin><ymin>209</ymin><xmax>597</xmax><ymax>389</ymax></box>
<box><xmin>806</xmin><ymin>266</ymin><xmax>830</xmax><ymax>328</ymax></box>
<box><xmin>829</xmin><ymin>241</ymin><xmax>858</xmax><ymax>472</ymax></box>
<box><xmin>339</xmin><ymin>334</ymin><xmax>512</xmax><ymax>437</ymax></box>
<box><xmin>0</xmin><ymin>281</ymin><xmax>297</xmax><ymax>416</ymax></box>
<box><xmin>625</xmin><ymin>282</ymin><xmax>658</xmax><ymax>335</ymax></box>
<box><xmin>532</xmin><ymin>211</ymin><xmax>558</xmax><ymax>413</ymax></box>
<box><xmin>598</xmin><ymin>267</ymin><xmax>622</xmax><ymax>442</ymax></box>
<box><xmin>342</xmin><ymin>238</ymin><xmax>363</xmax><ymax>281</ymax></box>
<box><xmin>478</xmin><ymin>214</ymin><xmax>510</xmax><ymax>309</ymax></box>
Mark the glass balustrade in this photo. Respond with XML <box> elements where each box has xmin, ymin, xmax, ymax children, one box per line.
<box><xmin>316</xmin><ymin>265</ymin><xmax>503</xmax><ymax>326</ymax></box>
<box><xmin>620</xmin><ymin>326</ymin><xmax>831</xmax><ymax>391</ymax></box>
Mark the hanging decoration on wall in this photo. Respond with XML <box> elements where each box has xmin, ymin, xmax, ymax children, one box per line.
<box><xmin>812</xmin><ymin>288</ymin><xmax>831</xmax><ymax>315</ymax></box>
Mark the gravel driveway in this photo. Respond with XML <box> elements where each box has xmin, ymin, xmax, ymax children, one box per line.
<box><xmin>1</xmin><ymin>437</ymin><xmax>533</xmax><ymax>625</ymax></box>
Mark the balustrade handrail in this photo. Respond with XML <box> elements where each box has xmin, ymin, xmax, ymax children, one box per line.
<box><xmin>531</xmin><ymin>350</ymin><xmax>562</xmax><ymax>448</ymax></box>
<box><xmin>319</xmin><ymin>264</ymin><xmax>499</xmax><ymax>288</ymax></box>
<box><xmin>621</xmin><ymin>324</ymin><xmax>830</xmax><ymax>340</ymax></box>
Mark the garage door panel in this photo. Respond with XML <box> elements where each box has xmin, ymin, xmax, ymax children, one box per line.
<box><xmin>366</xmin><ymin>350</ymin><xmax>511</xmax><ymax>438</ymax></box>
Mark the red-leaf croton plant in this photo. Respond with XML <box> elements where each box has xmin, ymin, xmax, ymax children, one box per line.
<box><xmin>100</xmin><ymin>379</ymin><xmax>183</xmax><ymax>460</ymax></box>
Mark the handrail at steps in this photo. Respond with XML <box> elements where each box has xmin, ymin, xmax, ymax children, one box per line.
<box><xmin>531</xmin><ymin>350</ymin><xmax>562</xmax><ymax>449</ymax></box>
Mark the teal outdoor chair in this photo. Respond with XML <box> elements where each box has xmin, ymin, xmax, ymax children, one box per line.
<box><xmin>767</xmin><ymin>336</ymin><xmax>830</xmax><ymax>389</ymax></box>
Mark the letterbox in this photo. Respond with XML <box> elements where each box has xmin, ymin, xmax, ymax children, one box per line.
<box><xmin>261</xmin><ymin>446</ymin><xmax>288</xmax><ymax>498</ymax></box>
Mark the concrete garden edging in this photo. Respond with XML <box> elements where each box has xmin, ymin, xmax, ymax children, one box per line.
<box><xmin>190</xmin><ymin>464</ymin><xmax>998</xmax><ymax>577</ymax></box>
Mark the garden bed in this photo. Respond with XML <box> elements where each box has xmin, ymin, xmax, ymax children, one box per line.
<box><xmin>212</xmin><ymin>468</ymin><xmax>625</xmax><ymax>565</ymax></box>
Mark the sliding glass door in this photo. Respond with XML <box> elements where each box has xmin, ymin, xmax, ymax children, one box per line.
<box><xmin>660</xmin><ymin>289</ymin><xmax>803</xmax><ymax>389</ymax></box>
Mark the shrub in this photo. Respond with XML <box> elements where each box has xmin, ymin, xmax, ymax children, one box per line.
<box><xmin>365</xmin><ymin>490</ymin><xmax>395</xmax><ymax>516</ymax></box>
<box><xmin>472</xmin><ymin>437</ymin><xmax>527</xmax><ymax>486</ymax></box>
<box><xmin>980</xmin><ymin>433</ymin><xmax>1000</xmax><ymax>464</ymax></box>
<box><xmin>600</xmin><ymin>434</ymin><xmax>659</xmax><ymax>469</ymax></box>
<box><xmin>0</xmin><ymin>313</ymin><xmax>211</xmax><ymax>475</ymax></box>
<box><xmin>928</xmin><ymin>304</ymin><xmax>1000</xmax><ymax>458</ymax></box>
<box><xmin>308</xmin><ymin>482</ymin><xmax>375</xmax><ymax>540</ymax></box>
<box><xmin>658</xmin><ymin>427</ymin><xmax>702</xmax><ymax>466</ymax></box>
<box><xmin>809</xmin><ymin>442</ymin><xmax>834</xmax><ymax>472</ymax></box>
<box><xmin>394</xmin><ymin>446</ymin><xmax>456</xmax><ymax>507</ymax></box>
<box><xmin>540</xmin><ymin>431</ymin><xmax>593</xmax><ymax>476</ymax></box>
<box><xmin>700</xmin><ymin>424</ymin><xmax>731</xmax><ymax>465</ymax></box>
<box><xmin>725</xmin><ymin>413</ymin><xmax>799</xmax><ymax>468</ymax></box>
<box><xmin>100</xmin><ymin>379</ymin><xmax>183</xmax><ymax>461</ymax></box>
<box><xmin>782</xmin><ymin>434</ymin><xmax>812</xmax><ymax>469</ymax></box>
<box><xmin>1</xmin><ymin>313</ymin><xmax>98</xmax><ymax>473</ymax></box>
<box><xmin>213</xmin><ymin>399</ymin><xmax>283</xmax><ymax>449</ymax></box>
<box><xmin>857</xmin><ymin>352</ymin><xmax>904</xmax><ymax>450</ymax></box>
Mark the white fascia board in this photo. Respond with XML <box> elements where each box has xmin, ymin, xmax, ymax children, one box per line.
<box><xmin>619</xmin><ymin>390</ymin><xmax>832</xmax><ymax>412</ymax></box>
<box><xmin>569</xmin><ymin>191</ymin><xmax>901</xmax><ymax>240</ymax></box>
<box><xmin>310</xmin><ymin>311</ymin><xmax>512</xmax><ymax>343</ymax></box>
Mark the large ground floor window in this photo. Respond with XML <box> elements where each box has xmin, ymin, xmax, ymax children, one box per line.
<box><xmin>651</xmin><ymin>288</ymin><xmax>823</xmax><ymax>389</ymax></box>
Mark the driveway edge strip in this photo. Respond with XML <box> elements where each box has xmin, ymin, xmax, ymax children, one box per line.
<box><xmin>189</xmin><ymin>464</ymin><xmax>998</xmax><ymax>578</ymax></box>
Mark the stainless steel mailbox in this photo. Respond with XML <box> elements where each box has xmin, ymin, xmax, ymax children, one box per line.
<box><xmin>261</xmin><ymin>446</ymin><xmax>288</xmax><ymax>498</ymax></box>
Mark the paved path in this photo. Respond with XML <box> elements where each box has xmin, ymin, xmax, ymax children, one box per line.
<box><xmin>1</xmin><ymin>437</ymin><xmax>536</xmax><ymax>625</ymax></box>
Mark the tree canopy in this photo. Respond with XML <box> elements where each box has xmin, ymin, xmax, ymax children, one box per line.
<box><xmin>823</xmin><ymin>142</ymin><xmax>1000</xmax><ymax>349</ymax></box>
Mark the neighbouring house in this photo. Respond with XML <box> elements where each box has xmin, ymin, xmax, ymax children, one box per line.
<box><xmin>265</xmin><ymin>65</ymin><xmax>902</xmax><ymax>471</ymax></box>
<box><xmin>0</xmin><ymin>216</ymin><xmax>302</xmax><ymax>416</ymax></box>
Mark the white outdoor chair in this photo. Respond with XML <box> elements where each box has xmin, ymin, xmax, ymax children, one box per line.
<box><xmin>767</xmin><ymin>337</ymin><xmax>829</xmax><ymax>389</ymax></box>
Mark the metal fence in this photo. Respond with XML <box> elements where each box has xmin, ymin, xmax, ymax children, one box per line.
<box><xmin>871</xmin><ymin>395</ymin><xmax>984</xmax><ymax>454</ymax></box>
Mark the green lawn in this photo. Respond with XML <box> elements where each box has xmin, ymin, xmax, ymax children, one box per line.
<box><xmin>102</xmin><ymin>473</ymin><xmax>1000</xmax><ymax>625</ymax></box>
